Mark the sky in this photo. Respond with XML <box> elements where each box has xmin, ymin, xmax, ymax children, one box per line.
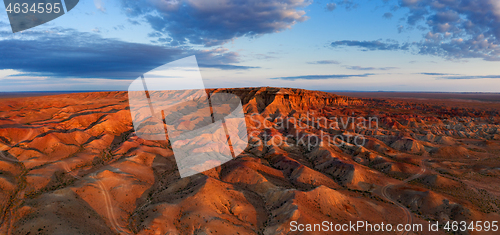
<box><xmin>1</xmin><ymin>0</ymin><xmax>500</xmax><ymax>92</ymax></box>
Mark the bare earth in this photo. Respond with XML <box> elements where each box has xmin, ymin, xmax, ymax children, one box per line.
<box><xmin>0</xmin><ymin>87</ymin><xmax>499</xmax><ymax>234</ymax></box>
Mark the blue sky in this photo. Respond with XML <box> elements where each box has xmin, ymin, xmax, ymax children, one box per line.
<box><xmin>1</xmin><ymin>0</ymin><xmax>500</xmax><ymax>92</ymax></box>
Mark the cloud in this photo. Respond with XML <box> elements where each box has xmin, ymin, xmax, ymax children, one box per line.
<box><xmin>270</xmin><ymin>73</ymin><xmax>374</xmax><ymax>81</ymax></box>
<box><xmin>331</xmin><ymin>40</ymin><xmax>410</xmax><ymax>51</ymax></box>
<box><xmin>0</xmin><ymin>21</ymin><xmax>9</xmax><ymax>27</ymax></box>
<box><xmin>397</xmin><ymin>25</ymin><xmax>404</xmax><ymax>33</ymax></box>
<box><xmin>127</xmin><ymin>19</ymin><xmax>141</xmax><ymax>25</ymax></box>
<box><xmin>121</xmin><ymin>0</ymin><xmax>310</xmax><ymax>46</ymax></box>
<box><xmin>114</xmin><ymin>25</ymin><xmax>125</xmax><ymax>30</ymax></box>
<box><xmin>0</xmin><ymin>28</ymin><xmax>253</xmax><ymax>80</ymax></box>
<box><xmin>94</xmin><ymin>0</ymin><xmax>106</xmax><ymax>13</ymax></box>
<box><xmin>198</xmin><ymin>64</ymin><xmax>259</xmax><ymax>70</ymax></box>
<box><xmin>383</xmin><ymin>12</ymin><xmax>393</xmax><ymax>19</ymax></box>
<box><xmin>307</xmin><ymin>60</ymin><xmax>341</xmax><ymax>64</ymax></box>
<box><xmin>336</xmin><ymin>0</ymin><xmax>358</xmax><ymax>10</ymax></box>
<box><xmin>253</xmin><ymin>53</ymin><xmax>277</xmax><ymax>60</ymax></box>
<box><xmin>419</xmin><ymin>72</ymin><xmax>500</xmax><ymax>79</ymax></box>
<box><xmin>396</xmin><ymin>0</ymin><xmax>500</xmax><ymax>60</ymax></box>
<box><xmin>345</xmin><ymin>66</ymin><xmax>398</xmax><ymax>70</ymax></box>
<box><xmin>419</xmin><ymin>72</ymin><xmax>459</xmax><ymax>76</ymax></box>
<box><xmin>439</xmin><ymin>75</ymin><xmax>500</xmax><ymax>80</ymax></box>
<box><xmin>326</xmin><ymin>3</ymin><xmax>337</xmax><ymax>11</ymax></box>
<box><xmin>335</xmin><ymin>1</ymin><xmax>500</xmax><ymax>60</ymax></box>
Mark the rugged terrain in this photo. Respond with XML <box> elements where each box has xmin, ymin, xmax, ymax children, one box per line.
<box><xmin>0</xmin><ymin>87</ymin><xmax>499</xmax><ymax>234</ymax></box>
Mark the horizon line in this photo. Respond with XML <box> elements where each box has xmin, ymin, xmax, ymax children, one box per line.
<box><xmin>1</xmin><ymin>89</ymin><xmax>500</xmax><ymax>94</ymax></box>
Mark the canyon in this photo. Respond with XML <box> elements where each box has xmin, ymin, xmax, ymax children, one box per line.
<box><xmin>0</xmin><ymin>87</ymin><xmax>499</xmax><ymax>234</ymax></box>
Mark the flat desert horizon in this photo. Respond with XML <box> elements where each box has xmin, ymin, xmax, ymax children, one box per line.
<box><xmin>0</xmin><ymin>87</ymin><xmax>499</xmax><ymax>234</ymax></box>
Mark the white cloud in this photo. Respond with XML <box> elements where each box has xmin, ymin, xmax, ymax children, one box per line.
<box><xmin>94</xmin><ymin>0</ymin><xmax>106</xmax><ymax>13</ymax></box>
<box><xmin>0</xmin><ymin>69</ymin><xmax>20</xmax><ymax>80</ymax></box>
<box><xmin>491</xmin><ymin>0</ymin><xmax>500</xmax><ymax>19</ymax></box>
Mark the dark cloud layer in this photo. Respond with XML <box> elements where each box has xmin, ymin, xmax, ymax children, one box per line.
<box><xmin>198</xmin><ymin>64</ymin><xmax>259</xmax><ymax>70</ymax></box>
<box><xmin>307</xmin><ymin>60</ymin><xmax>341</xmax><ymax>64</ymax></box>
<box><xmin>420</xmin><ymin>72</ymin><xmax>500</xmax><ymax>79</ymax></box>
<box><xmin>0</xmin><ymin>28</ymin><xmax>253</xmax><ymax>80</ymax></box>
<box><xmin>331</xmin><ymin>40</ymin><xmax>410</xmax><ymax>51</ymax></box>
<box><xmin>270</xmin><ymin>73</ymin><xmax>374</xmax><ymax>81</ymax></box>
<box><xmin>122</xmin><ymin>0</ymin><xmax>310</xmax><ymax>46</ymax></box>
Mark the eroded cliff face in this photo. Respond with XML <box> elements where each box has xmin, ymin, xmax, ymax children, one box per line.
<box><xmin>210</xmin><ymin>87</ymin><xmax>363</xmax><ymax>116</ymax></box>
<box><xmin>0</xmin><ymin>88</ymin><xmax>499</xmax><ymax>234</ymax></box>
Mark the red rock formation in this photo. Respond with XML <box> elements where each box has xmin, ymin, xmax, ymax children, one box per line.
<box><xmin>0</xmin><ymin>87</ymin><xmax>499</xmax><ymax>234</ymax></box>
